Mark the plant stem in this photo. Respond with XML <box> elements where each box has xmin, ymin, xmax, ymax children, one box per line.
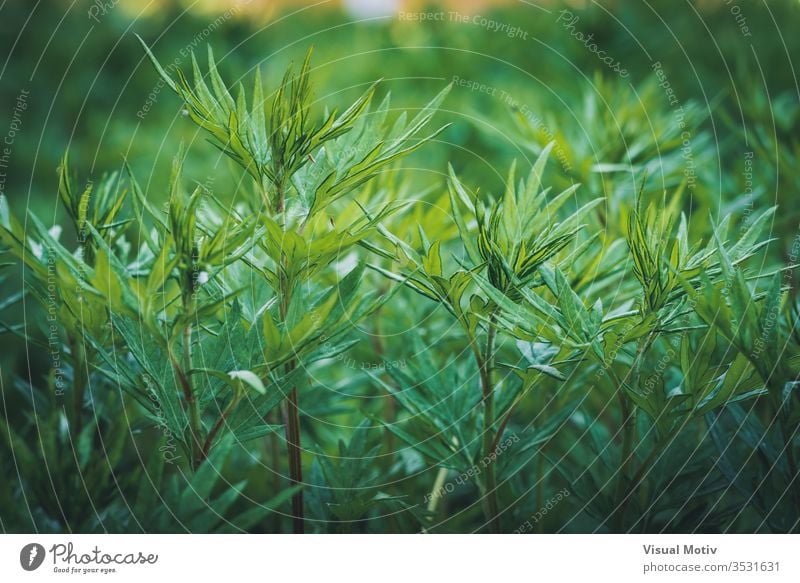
<box><xmin>369</xmin><ymin>301</ymin><xmax>397</xmax><ymax>462</ymax></box>
<box><xmin>69</xmin><ymin>336</ymin><xmax>87</xmax><ymax>436</ymax></box>
<box><xmin>472</xmin><ymin>310</ymin><xmax>501</xmax><ymax>533</ymax></box>
<box><xmin>182</xmin><ymin>286</ymin><xmax>203</xmax><ymax>468</ymax></box>
<box><xmin>267</xmin><ymin>409</ymin><xmax>283</xmax><ymax>477</ymax></box>
<box><xmin>278</xmin><ymin>272</ymin><xmax>305</xmax><ymax>534</ymax></box>
<box><xmin>284</xmin><ymin>375</ymin><xmax>304</xmax><ymax>533</ymax></box>
<box><xmin>274</xmin><ymin>179</ymin><xmax>287</xmax><ymax>214</ymax></box>
<box><xmin>613</xmin><ymin>389</ymin><xmax>634</xmax><ymax>527</ymax></box>
<box><xmin>201</xmin><ymin>391</ymin><xmax>241</xmax><ymax>459</ymax></box>
<box><xmin>613</xmin><ymin>333</ymin><xmax>652</xmax><ymax>527</ymax></box>
<box><xmin>184</xmin><ymin>326</ymin><xmax>201</xmax><ymax>459</ymax></box>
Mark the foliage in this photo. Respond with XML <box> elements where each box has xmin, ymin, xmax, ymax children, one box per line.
<box><xmin>1</xmin><ymin>1</ymin><xmax>799</xmax><ymax>534</ymax></box>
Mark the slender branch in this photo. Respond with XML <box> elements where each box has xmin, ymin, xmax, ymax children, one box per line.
<box><xmin>613</xmin><ymin>389</ymin><xmax>634</xmax><ymax>522</ymax></box>
<box><xmin>369</xmin><ymin>299</ymin><xmax>397</xmax><ymax>461</ymax></box>
<box><xmin>284</xmin><ymin>377</ymin><xmax>304</xmax><ymax>533</ymax></box>
<box><xmin>274</xmin><ymin>179</ymin><xmax>287</xmax><ymax>215</ymax></box>
<box><xmin>175</xmin><ymin>279</ymin><xmax>201</xmax><ymax>470</ymax></box>
<box><xmin>201</xmin><ymin>391</ymin><xmax>241</xmax><ymax>460</ymax></box>
<box><xmin>69</xmin><ymin>335</ymin><xmax>88</xmax><ymax>436</ymax></box>
<box><xmin>278</xmin><ymin>269</ymin><xmax>305</xmax><ymax>534</ymax></box>
<box><xmin>613</xmin><ymin>332</ymin><xmax>653</xmax><ymax>527</ymax></box>
<box><xmin>472</xmin><ymin>309</ymin><xmax>501</xmax><ymax>533</ymax></box>
<box><xmin>489</xmin><ymin>379</ymin><xmax>535</xmax><ymax>455</ymax></box>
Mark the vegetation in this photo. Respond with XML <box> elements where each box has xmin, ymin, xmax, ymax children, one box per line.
<box><xmin>1</xmin><ymin>0</ymin><xmax>799</xmax><ymax>533</ymax></box>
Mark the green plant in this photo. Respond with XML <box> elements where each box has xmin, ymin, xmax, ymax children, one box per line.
<box><xmin>368</xmin><ymin>144</ymin><xmax>597</xmax><ymax>531</ymax></box>
<box><xmin>3</xmin><ymin>10</ymin><xmax>799</xmax><ymax>534</ymax></box>
<box><xmin>0</xmin><ymin>40</ymin><xmax>451</xmax><ymax>534</ymax></box>
<box><xmin>139</xmin><ymin>40</ymin><xmax>450</xmax><ymax>532</ymax></box>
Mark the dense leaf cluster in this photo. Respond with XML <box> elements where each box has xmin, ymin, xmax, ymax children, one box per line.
<box><xmin>1</xmin><ymin>30</ymin><xmax>798</xmax><ymax>534</ymax></box>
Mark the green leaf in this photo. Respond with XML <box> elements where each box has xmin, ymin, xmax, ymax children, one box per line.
<box><xmin>228</xmin><ymin>370</ymin><xmax>267</xmax><ymax>395</ymax></box>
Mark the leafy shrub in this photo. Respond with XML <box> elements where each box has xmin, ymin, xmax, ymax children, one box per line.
<box><xmin>1</xmin><ymin>33</ymin><xmax>798</xmax><ymax>534</ymax></box>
